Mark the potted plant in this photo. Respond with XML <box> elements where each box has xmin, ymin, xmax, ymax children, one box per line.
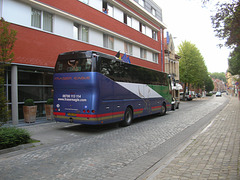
<box><xmin>23</xmin><ymin>99</ymin><xmax>37</xmax><ymax>123</ymax></box>
<box><xmin>45</xmin><ymin>98</ymin><xmax>53</xmax><ymax>120</ymax></box>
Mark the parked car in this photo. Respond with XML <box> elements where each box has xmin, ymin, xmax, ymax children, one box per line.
<box><xmin>195</xmin><ymin>93</ymin><xmax>201</xmax><ymax>98</ymax></box>
<box><xmin>216</xmin><ymin>91</ymin><xmax>222</xmax><ymax>97</ymax></box>
<box><xmin>180</xmin><ymin>91</ymin><xmax>195</xmax><ymax>101</ymax></box>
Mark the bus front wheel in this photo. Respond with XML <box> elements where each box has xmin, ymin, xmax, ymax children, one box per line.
<box><xmin>120</xmin><ymin>107</ymin><xmax>133</xmax><ymax>127</ymax></box>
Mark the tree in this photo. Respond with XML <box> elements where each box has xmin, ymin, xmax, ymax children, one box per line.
<box><xmin>210</xmin><ymin>72</ymin><xmax>227</xmax><ymax>82</ymax></box>
<box><xmin>203</xmin><ymin>0</ymin><xmax>240</xmax><ymax>77</ymax></box>
<box><xmin>228</xmin><ymin>46</ymin><xmax>240</xmax><ymax>75</ymax></box>
<box><xmin>178</xmin><ymin>41</ymin><xmax>209</xmax><ymax>99</ymax></box>
<box><xmin>211</xmin><ymin>0</ymin><xmax>240</xmax><ymax>48</ymax></box>
<box><xmin>202</xmin><ymin>0</ymin><xmax>240</xmax><ymax>80</ymax></box>
<box><xmin>0</xmin><ymin>18</ymin><xmax>17</xmax><ymax>126</ymax></box>
<box><xmin>205</xmin><ymin>75</ymin><xmax>214</xmax><ymax>92</ymax></box>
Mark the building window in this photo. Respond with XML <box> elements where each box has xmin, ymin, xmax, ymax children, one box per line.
<box><xmin>124</xmin><ymin>42</ymin><xmax>133</xmax><ymax>55</ymax></box>
<box><xmin>139</xmin><ymin>23</ymin><xmax>146</xmax><ymax>34</ymax></box>
<box><xmin>103</xmin><ymin>34</ymin><xmax>114</xmax><ymax>50</ymax></box>
<box><xmin>153</xmin><ymin>53</ymin><xmax>158</xmax><ymax>63</ymax></box>
<box><xmin>124</xmin><ymin>14</ymin><xmax>127</xmax><ymax>24</ymax></box>
<box><xmin>17</xmin><ymin>67</ymin><xmax>54</xmax><ymax>119</ymax></box>
<box><xmin>78</xmin><ymin>0</ymin><xmax>88</xmax><ymax>4</ymax></box>
<box><xmin>127</xmin><ymin>16</ymin><xmax>132</xmax><ymax>27</ymax></box>
<box><xmin>151</xmin><ymin>7</ymin><xmax>156</xmax><ymax>16</ymax></box>
<box><xmin>103</xmin><ymin>0</ymin><xmax>108</xmax><ymax>14</ymax></box>
<box><xmin>82</xmin><ymin>25</ymin><xmax>89</xmax><ymax>42</ymax></box>
<box><xmin>139</xmin><ymin>0</ymin><xmax>145</xmax><ymax>7</ymax></box>
<box><xmin>140</xmin><ymin>48</ymin><xmax>147</xmax><ymax>59</ymax></box>
<box><xmin>73</xmin><ymin>23</ymin><xmax>80</xmax><ymax>40</ymax></box>
<box><xmin>102</xmin><ymin>1</ymin><xmax>113</xmax><ymax>16</ymax></box>
<box><xmin>124</xmin><ymin>14</ymin><xmax>132</xmax><ymax>27</ymax></box>
<box><xmin>73</xmin><ymin>23</ymin><xmax>89</xmax><ymax>42</ymax></box>
<box><xmin>152</xmin><ymin>30</ymin><xmax>157</xmax><ymax>40</ymax></box>
<box><xmin>31</xmin><ymin>8</ymin><xmax>41</xmax><ymax>28</ymax></box>
<box><xmin>31</xmin><ymin>8</ymin><xmax>53</xmax><ymax>32</ymax></box>
<box><xmin>43</xmin><ymin>11</ymin><xmax>53</xmax><ymax>32</ymax></box>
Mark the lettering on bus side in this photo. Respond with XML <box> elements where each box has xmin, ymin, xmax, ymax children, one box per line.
<box><xmin>54</xmin><ymin>77</ymin><xmax>72</xmax><ymax>81</ymax></box>
<box><xmin>57</xmin><ymin>94</ymin><xmax>86</xmax><ymax>102</ymax></box>
<box><xmin>73</xmin><ymin>76</ymin><xmax>90</xmax><ymax>80</ymax></box>
<box><xmin>54</xmin><ymin>76</ymin><xmax>90</xmax><ymax>81</ymax></box>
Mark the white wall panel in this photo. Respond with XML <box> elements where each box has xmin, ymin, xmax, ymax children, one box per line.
<box><xmin>132</xmin><ymin>18</ymin><xmax>139</xmax><ymax>31</ymax></box>
<box><xmin>113</xmin><ymin>7</ymin><xmax>123</xmax><ymax>23</ymax></box>
<box><xmin>54</xmin><ymin>15</ymin><xmax>73</xmax><ymax>38</ymax></box>
<box><xmin>147</xmin><ymin>51</ymin><xmax>152</xmax><ymax>62</ymax></box>
<box><xmin>146</xmin><ymin>26</ymin><xmax>152</xmax><ymax>38</ymax></box>
<box><xmin>89</xmin><ymin>28</ymin><xmax>103</xmax><ymax>47</ymax></box>
<box><xmin>133</xmin><ymin>45</ymin><xmax>140</xmax><ymax>58</ymax></box>
<box><xmin>114</xmin><ymin>38</ymin><xmax>124</xmax><ymax>52</ymax></box>
<box><xmin>89</xmin><ymin>0</ymin><xmax>102</xmax><ymax>11</ymax></box>
<box><xmin>2</xmin><ymin>0</ymin><xmax>31</xmax><ymax>27</ymax></box>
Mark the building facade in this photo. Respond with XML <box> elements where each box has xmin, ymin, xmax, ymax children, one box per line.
<box><xmin>226</xmin><ymin>72</ymin><xmax>239</xmax><ymax>96</ymax></box>
<box><xmin>164</xmin><ymin>33</ymin><xmax>181</xmax><ymax>101</ymax></box>
<box><xmin>1</xmin><ymin>0</ymin><xmax>166</xmax><ymax>124</ymax></box>
<box><xmin>212</xmin><ymin>78</ymin><xmax>226</xmax><ymax>93</ymax></box>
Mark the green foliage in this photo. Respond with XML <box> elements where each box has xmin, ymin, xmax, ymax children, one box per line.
<box><xmin>0</xmin><ymin>18</ymin><xmax>17</xmax><ymax>64</ymax></box>
<box><xmin>24</xmin><ymin>99</ymin><xmax>34</xmax><ymax>106</ymax></box>
<box><xmin>0</xmin><ymin>127</ymin><xmax>31</xmax><ymax>150</ymax></box>
<box><xmin>178</xmin><ymin>41</ymin><xmax>209</xmax><ymax>92</ymax></box>
<box><xmin>228</xmin><ymin>46</ymin><xmax>240</xmax><ymax>75</ymax></box>
<box><xmin>205</xmin><ymin>76</ymin><xmax>214</xmax><ymax>92</ymax></box>
<box><xmin>211</xmin><ymin>0</ymin><xmax>240</xmax><ymax>47</ymax></box>
<box><xmin>204</xmin><ymin>0</ymin><xmax>240</xmax><ymax>76</ymax></box>
<box><xmin>0</xmin><ymin>18</ymin><xmax>17</xmax><ymax>126</ymax></box>
<box><xmin>0</xmin><ymin>76</ymin><xmax>10</xmax><ymax>127</ymax></box>
<box><xmin>210</xmin><ymin>72</ymin><xmax>227</xmax><ymax>82</ymax></box>
<box><xmin>46</xmin><ymin>98</ymin><xmax>53</xmax><ymax>105</ymax></box>
<box><xmin>206</xmin><ymin>93</ymin><xmax>213</xmax><ymax>96</ymax></box>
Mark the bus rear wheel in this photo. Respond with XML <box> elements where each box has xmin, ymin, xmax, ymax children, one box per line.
<box><xmin>160</xmin><ymin>103</ymin><xmax>166</xmax><ymax>116</ymax></box>
<box><xmin>120</xmin><ymin>107</ymin><xmax>133</xmax><ymax>127</ymax></box>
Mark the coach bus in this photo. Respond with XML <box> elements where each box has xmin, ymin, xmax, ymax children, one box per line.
<box><xmin>53</xmin><ymin>51</ymin><xmax>173</xmax><ymax>126</ymax></box>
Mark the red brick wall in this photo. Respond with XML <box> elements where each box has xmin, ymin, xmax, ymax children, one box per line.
<box><xmin>12</xmin><ymin>24</ymin><xmax>162</xmax><ymax>71</ymax></box>
<box><xmin>37</xmin><ymin>0</ymin><xmax>160</xmax><ymax>51</ymax></box>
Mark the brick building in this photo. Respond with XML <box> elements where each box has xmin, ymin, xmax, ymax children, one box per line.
<box><xmin>1</xmin><ymin>0</ymin><xmax>166</xmax><ymax>124</ymax></box>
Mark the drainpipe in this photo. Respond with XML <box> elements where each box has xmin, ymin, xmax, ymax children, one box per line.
<box><xmin>161</xmin><ymin>29</ymin><xmax>164</xmax><ymax>71</ymax></box>
<box><xmin>0</xmin><ymin>0</ymin><xmax>3</xmax><ymax>18</ymax></box>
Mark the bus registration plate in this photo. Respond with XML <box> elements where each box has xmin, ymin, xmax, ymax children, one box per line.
<box><xmin>68</xmin><ymin>113</ymin><xmax>76</xmax><ymax>117</ymax></box>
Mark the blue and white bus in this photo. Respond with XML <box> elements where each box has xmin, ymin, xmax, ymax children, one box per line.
<box><xmin>53</xmin><ymin>51</ymin><xmax>173</xmax><ymax>126</ymax></box>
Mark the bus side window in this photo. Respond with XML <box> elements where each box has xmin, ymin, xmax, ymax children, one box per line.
<box><xmin>85</xmin><ymin>59</ymin><xmax>92</xmax><ymax>71</ymax></box>
<box><xmin>100</xmin><ymin>57</ymin><xmax>113</xmax><ymax>77</ymax></box>
<box><xmin>56</xmin><ymin>62</ymin><xmax>63</xmax><ymax>72</ymax></box>
<box><xmin>67</xmin><ymin>60</ymin><xmax>81</xmax><ymax>72</ymax></box>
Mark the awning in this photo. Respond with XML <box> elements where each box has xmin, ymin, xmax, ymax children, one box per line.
<box><xmin>172</xmin><ymin>83</ymin><xmax>183</xmax><ymax>90</ymax></box>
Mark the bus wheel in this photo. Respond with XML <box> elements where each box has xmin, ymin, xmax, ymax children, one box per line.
<box><xmin>176</xmin><ymin>103</ymin><xmax>179</xmax><ymax>109</ymax></box>
<box><xmin>120</xmin><ymin>107</ymin><xmax>133</xmax><ymax>127</ymax></box>
<box><xmin>160</xmin><ymin>103</ymin><xmax>166</xmax><ymax>116</ymax></box>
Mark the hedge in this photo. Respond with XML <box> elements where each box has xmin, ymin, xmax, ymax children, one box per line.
<box><xmin>0</xmin><ymin>127</ymin><xmax>31</xmax><ymax>150</ymax></box>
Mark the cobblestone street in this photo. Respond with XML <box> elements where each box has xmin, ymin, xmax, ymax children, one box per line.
<box><xmin>0</xmin><ymin>95</ymin><xmax>230</xmax><ymax>180</ymax></box>
<box><xmin>147</xmin><ymin>96</ymin><xmax>240</xmax><ymax>180</ymax></box>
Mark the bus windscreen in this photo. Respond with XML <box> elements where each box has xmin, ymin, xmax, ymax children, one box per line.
<box><xmin>55</xmin><ymin>58</ymin><xmax>92</xmax><ymax>73</ymax></box>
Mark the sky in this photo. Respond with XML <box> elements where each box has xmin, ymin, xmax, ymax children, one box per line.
<box><xmin>154</xmin><ymin>0</ymin><xmax>231</xmax><ymax>73</ymax></box>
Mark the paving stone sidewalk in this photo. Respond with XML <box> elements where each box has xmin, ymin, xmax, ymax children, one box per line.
<box><xmin>147</xmin><ymin>96</ymin><xmax>240</xmax><ymax>180</ymax></box>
